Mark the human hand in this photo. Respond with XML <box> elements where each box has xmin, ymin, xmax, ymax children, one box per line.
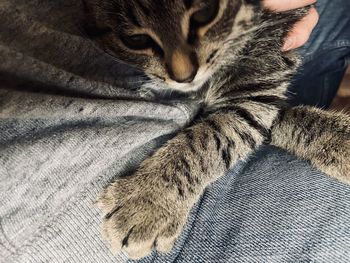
<box><xmin>263</xmin><ymin>0</ymin><xmax>319</xmax><ymax>51</ymax></box>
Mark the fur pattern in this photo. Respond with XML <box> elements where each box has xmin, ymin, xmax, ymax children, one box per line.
<box><xmin>83</xmin><ymin>0</ymin><xmax>350</xmax><ymax>259</ymax></box>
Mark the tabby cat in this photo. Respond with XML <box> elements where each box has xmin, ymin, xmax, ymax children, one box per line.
<box><xmin>83</xmin><ymin>0</ymin><xmax>350</xmax><ymax>259</ymax></box>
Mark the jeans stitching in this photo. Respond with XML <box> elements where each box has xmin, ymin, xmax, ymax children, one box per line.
<box><xmin>301</xmin><ymin>41</ymin><xmax>350</xmax><ymax>64</ymax></box>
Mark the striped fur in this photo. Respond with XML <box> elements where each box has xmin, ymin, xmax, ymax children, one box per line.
<box><xmin>84</xmin><ymin>0</ymin><xmax>350</xmax><ymax>259</ymax></box>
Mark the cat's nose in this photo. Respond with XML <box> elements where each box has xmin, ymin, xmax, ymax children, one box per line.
<box><xmin>167</xmin><ymin>50</ymin><xmax>198</xmax><ymax>83</ymax></box>
<box><xmin>177</xmin><ymin>70</ymin><xmax>197</xmax><ymax>83</ymax></box>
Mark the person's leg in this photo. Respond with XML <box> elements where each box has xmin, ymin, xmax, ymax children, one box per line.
<box><xmin>137</xmin><ymin>146</ymin><xmax>350</xmax><ymax>263</ymax></box>
<box><xmin>290</xmin><ymin>0</ymin><xmax>350</xmax><ymax>108</ymax></box>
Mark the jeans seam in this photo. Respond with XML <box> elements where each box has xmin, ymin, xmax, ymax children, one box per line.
<box><xmin>322</xmin><ymin>74</ymin><xmax>330</xmax><ymax>108</ymax></box>
<box><xmin>320</xmin><ymin>56</ymin><xmax>349</xmax><ymax>107</ymax></box>
<box><xmin>302</xmin><ymin>41</ymin><xmax>350</xmax><ymax>64</ymax></box>
<box><xmin>345</xmin><ymin>56</ymin><xmax>350</xmax><ymax>67</ymax></box>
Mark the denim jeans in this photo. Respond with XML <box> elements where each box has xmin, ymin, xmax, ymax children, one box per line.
<box><xmin>290</xmin><ymin>0</ymin><xmax>350</xmax><ymax>107</ymax></box>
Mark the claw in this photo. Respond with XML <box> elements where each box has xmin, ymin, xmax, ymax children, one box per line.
<box><xmin>105</xmin><ymin>205</ymin><xmax>122</xmax><ymax>220</ymax></box>
<box><xmin>122</xmin><ymin>226</ymin><xmax>135</xmax><ymax>248</ymax></box>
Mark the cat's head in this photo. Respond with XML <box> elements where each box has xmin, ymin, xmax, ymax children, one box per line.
<box><xmin>83</xmin><ymin>0</ymin><xmax>259</xmax><ymax>92</ymax></box>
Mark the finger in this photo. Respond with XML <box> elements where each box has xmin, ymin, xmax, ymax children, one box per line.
<box><xmin>263</xmin><ymin>0</ymin><xmax>317</xmax><ymax>12</ymax></box>
<box><xmin>283</xmin><ymin>7</ymin><xmax>319</xmax><ymax>50</ymax></box>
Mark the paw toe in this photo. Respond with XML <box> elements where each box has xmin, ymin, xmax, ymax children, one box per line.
<box><xmin>101</xmin><ymin>220</ymin><xmax>124</xmax><ymax>253</ymax></box>
<box><xmin>155</xmin><ymin>222</ymin><xmax>182</xmax><ymax>253</ymax></box>
<box><xmin>124</xmin><ymin>239</ymin><xmax>155</xmax><ymax>260</ymax></box>
<box><xmin>155</xmin><ymin>236</ymin><xmax>177</xmax><ymax>253</ymax></box>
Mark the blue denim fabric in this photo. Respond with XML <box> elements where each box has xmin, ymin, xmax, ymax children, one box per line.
<box><xmin>290</xmin><ymin>0</ymin><xmax>350</xmax><ymax>107</ymax></box>
<box><xmin>135</xmin><ymin>146</ymin><xmax>350</xmax><ymax>263</ymax></box>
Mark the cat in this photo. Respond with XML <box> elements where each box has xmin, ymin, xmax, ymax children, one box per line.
<box><xmin>82</xmin><ymin>0</ymin><xmax>350</xmax><ymax>259</ymax></box>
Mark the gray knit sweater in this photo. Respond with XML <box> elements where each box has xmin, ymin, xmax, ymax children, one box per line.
<box><xmin>0</xmin><ymin>0</ymin><xmax>197</xmax><ymax>261</ymax></box>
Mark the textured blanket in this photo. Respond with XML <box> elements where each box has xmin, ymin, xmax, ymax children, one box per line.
<box><xmin>1</xmin><ymin>1</ymin><xmax>350</xmax><ymax>263</ymax></box>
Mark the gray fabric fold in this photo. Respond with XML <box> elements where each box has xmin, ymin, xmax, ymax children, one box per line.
<box><xmin>0</xmin><ymin>0</ymin><xmax>197</xmax><ymax>261</ymax></box>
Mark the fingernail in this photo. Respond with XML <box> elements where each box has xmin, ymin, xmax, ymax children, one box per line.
<box><xmin>283</xmin><ymin>37</ymin><xmax>295</xmax><ymax>51</ymax></box>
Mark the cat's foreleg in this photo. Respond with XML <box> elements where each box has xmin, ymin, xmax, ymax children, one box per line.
<box><xmin>97</xmin><ymin>102</ymin><xmax>278</xmax><ymax>259</ymax></box>
<box><xmin>272</xmin><ymin>106</ymin><xmax>350</xmax><ymax>184</ymax></box>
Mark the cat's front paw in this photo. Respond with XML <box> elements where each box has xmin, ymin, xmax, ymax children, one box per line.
<box><xmin>97</xmin><ymin>163</ymin><xmax>192</xmax><ymax>259</ymax></box>
<box><xmin>272</xmin><ymin>107</ymin><xmax>350</xmax><ymax>184</ymax></box>
<box><xmin>305</xmin><ymin>110</ymin><xmax>350</xmax><ymax>184</ymax></box>
<box><xmin>321</xmin><ymin>126</ymin><xmax>350</xmax><ymax>184</ymax></box>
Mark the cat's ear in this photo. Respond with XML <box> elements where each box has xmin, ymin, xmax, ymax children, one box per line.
<box><xmin>81</xmin><ymin>0</ymin><xmax>112</xmax><ymax>39</ymax></box>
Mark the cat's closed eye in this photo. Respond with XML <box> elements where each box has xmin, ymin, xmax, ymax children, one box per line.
<box><xmin>121</xmin><ymin>34</ymin><xmax>153</xmax><ymax>50</ymax></box>
<box><xmin>83</xmin><ymin>0</ymin><xmax>243</xmax><ymax>90</ymax></box>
